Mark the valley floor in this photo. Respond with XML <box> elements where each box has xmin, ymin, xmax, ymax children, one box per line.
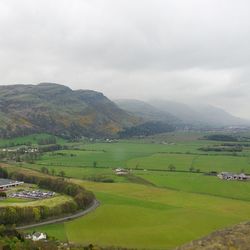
<box><xmin>2</xmin><ymin>131</ymin><xmax>250</xmax><ymax>249</ymax></box>
<box><xmin>29</xmin><ymin>178</ymin><xmax>250</xmax><ymax>250</ymax></box>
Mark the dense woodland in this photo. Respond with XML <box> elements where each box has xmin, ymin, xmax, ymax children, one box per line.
<box><xmin>118</xmin><ymin>122</ymin><xmax>175</xmax><ymax>138</ymax></box>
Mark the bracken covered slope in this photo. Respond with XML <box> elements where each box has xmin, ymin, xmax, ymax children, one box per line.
<box><xmin>175</xmin><ymin>222</ymin><xmax>250</xmax><ymax>250</ymax></box>
<box><xmin>0</xmin><ymin>83</ymin><xmax>138</xmax><ymax>138</ymax></box>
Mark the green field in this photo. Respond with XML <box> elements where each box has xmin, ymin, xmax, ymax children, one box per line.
<box><xmin>136</xmin><ymin>171</ymin><xmax>250</xmax><ymax>201</ymax></box>
<box><xmin>31</xmin><ymin>180</ymin><xmax>250</xmax><ymax>250</ymax></box>
<box><xmin>0</xmin><ymin>133</ymin><xmax>66</xmax><ymax>147</ymax></box>
<box><xmin>32</xmin><ymin>137</ymin><xmax>250</xmax><ymax>174</ymax></box>
<box><xmin>2</xmin><ymin>132</ymin><xmax>250</xmax><ymax>249</ymax></box>
<box><xmin>0</xmin><ymin>194</ymin><xmax>73</xmax><ymax>207</ymax></box>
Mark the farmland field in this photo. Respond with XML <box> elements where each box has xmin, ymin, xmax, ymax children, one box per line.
<box><xmin>136</xmin><ymin>171</ymin><xmax>250</xmax><ymax>201</ymax></box>
<box><xmin>31</xmin><ymin>180</ymin><xmax>250</xmax><ymax>250</ymax></box>
<box><xmin>0</xmin><ymin>195</ymin><xmax>73</xmax><ymax>207</ymax></box>
<box><xmin>0</xmin><ymin>133</ymin><xmax>66</xmax><ymax>147</ymax></box>
<box><xmin>2</xmin><ymin>131</ymin><xmax>250</xmax><ymax>249</ymax></box>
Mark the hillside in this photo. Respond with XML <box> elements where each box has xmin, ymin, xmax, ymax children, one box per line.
<box><xmin>175</xmin><ymin>222</ymin><xmax>250</xmax><ymax>250</ymax></box>
<box><xmin>0</xmin><ymin>83</ymin><xmax>138</xmax><ymax>138</ymax></box>
<box><xmin>150</xmin><ymin>100</ymin><xmax>250</xmax><ymax>127</ymax></box>
<box><xmin>115</xmin><ymin>98</ymin><xmax>249</xmax><ymax>128</ymax></box>
<box><xmin>115</xmin><ymin>99</ymin><xmax>180</xmax><ymax>125</ymax></box>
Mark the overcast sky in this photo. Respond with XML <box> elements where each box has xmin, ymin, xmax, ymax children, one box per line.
<box><xmin>0</xmin><ymin>0</ymin><xmax>250</xmax><ymax>119</ymax></box>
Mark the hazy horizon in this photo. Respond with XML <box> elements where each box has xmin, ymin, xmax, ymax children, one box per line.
<box><xmin>1</xmin><ymin>0</ymin><xmax>250</xmax><ymax>119</ymax></box>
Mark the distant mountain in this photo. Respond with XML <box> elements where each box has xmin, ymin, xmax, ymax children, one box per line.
<box><xmin>150</xmin><ymin>100</ymin><xmax>250</xmax><ymax>127</ymax></box>
<box><xmin>115</xmin><ymin>99</ymin><xmax>180</xmax><ymax>125</ymax></box>
<box><xmin>115</xmin><ymin>98</ymin><xmax>250</xmax><ymax>128</ymax></box>
<box><xmin>0</xmin><ymin>83</ymin><xmax>138</xmax><ymax>138</ymax></box>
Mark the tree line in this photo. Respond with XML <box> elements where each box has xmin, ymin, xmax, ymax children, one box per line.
<box><xmin>118</xmin><ymin>121</ymin><xmax>175</xmax><ymax>138</ymax></box>
<box><xmin>0</xmin><ymin>168</ymin><xmax>95</xmax><ymax>226</ymax></box>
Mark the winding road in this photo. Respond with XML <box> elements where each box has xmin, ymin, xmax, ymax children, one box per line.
<box><xmin>16</xmin><ymin>199</ymin><xmax>100</xmax><ymax>230</ymax></box>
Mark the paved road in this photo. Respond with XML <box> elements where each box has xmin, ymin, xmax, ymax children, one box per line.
<box><xmin>17</xmin><ymin>199</ymin><xmax>100</xmax><ymax>230</ymax></box>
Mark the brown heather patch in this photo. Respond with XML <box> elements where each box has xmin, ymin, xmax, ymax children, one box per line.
<box><xmin>102</xmin><ymin>122</ymin><xmax>121</xmax><ymax>133</ymax></box>
<box><xmin>78</xmin><ymin>114</ymin><xmax>96</xmax><ymax>126</ymax></box>
<box><xmin>175</xmin><ymin>222</ymin><xmax>250</xmax><ymax>250</ymax></box>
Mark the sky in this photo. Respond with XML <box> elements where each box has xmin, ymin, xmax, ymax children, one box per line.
<box><xmin>0</xmin><ymin>0</ymin><xmax>250</xmax><ymax>119</ymax></box>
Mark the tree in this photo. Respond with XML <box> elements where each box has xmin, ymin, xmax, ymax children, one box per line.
<box><xmin>189</xmin><ymin>166</ymin><xmax>195</xmax><ymax>172</ymax></box>
<box><xmin>0</xmin><ymin>224</ymin><xmax>5</xmax><ymax>236</ymax></box>
<box><xmin>40</xmin><ymin>167</ymin><xmax>49</xmax><ymax>174</ymax></box>
<box><xmin>59</xmin><ymin>170</ymin><xmax>65</xmax><ymax>178</ymax></box>
<box><xmin>168</xmin><ymin>164</ymin><xmax>176</xmax><ymax>171</ymax></box>
<box><xmin>0</xmin><ymin>192</ymin><xmax>7</xmax><ymax>198</ymax></box>
<box><xmin>32</xmin><ymin>208</ymin><xmax>41</xmax><ymax>222</ymax></box>
<box><xmin>4</xmin><ymin>207</ymin><xmax>18</xmax><ymax>224</ymax></box>
<box><xmin>51</xmin><ymin>169</ymin><xmax>55</xmax><ymax>176</ymax></box>
<box><xmin>0</xmin><ymin>167</ymin><xmax>8</xmax><ymax>178</ymax></box>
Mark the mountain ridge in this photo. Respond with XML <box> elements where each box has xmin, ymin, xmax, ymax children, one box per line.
<box><xmin>115</xmin><ymin>98</ymin><xmax>250</xmax><ymax>128</ymax></box>
<box><xmin>0</xmin><ymin>83</ymin><xmax>139</xmax><ymax>138</ymax></box>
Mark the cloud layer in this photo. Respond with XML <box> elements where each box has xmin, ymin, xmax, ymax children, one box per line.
<box><xmin>1</xmin><ymin>0</ymin><xmax>250</xmax><ymax>118</ymax></box>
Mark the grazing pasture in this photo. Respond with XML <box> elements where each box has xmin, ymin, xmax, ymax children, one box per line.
<box><xmin>2</xmin><ymin>132</ymin><xmax>250</xmax><ymax>249</ymax></box>
<box><xmin>136</xmin><ymin>171</ymin><xmax>250</xmax><ymax>201</ymax></box>
<box><xmin>128</xmin><ymin>153</ymin><xmax>250</xmax><ymax>172</ymax></box>
<box><xmin>31</xmin><ymin>180</ymin><xmax>250</xmax><ymax>250</ymax></box>
<box><xmin>0</xmin><ymin>133</ymin><xmax>65</xmax><ymax>147</ymax></box>
<box><xmin>33</xmin><ymin>140</ymin><xmax>250</xmax><ymax>173</ymax></box>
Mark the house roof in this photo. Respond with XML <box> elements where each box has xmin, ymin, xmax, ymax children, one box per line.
<box><xmin>0</xmin><ymin>178</ymin><xmax>21</xmax><ymax>186</ymax></box>
<box><xmin>33</xmin><ymin>232</ymin><xmax>46</xmax><ymax>238</ymax></box>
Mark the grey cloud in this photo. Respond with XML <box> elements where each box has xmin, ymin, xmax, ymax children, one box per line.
<box><xmin>0</xmin><ymin>0</ymin><xmax>250</xmax><ymax>118</ymax></box>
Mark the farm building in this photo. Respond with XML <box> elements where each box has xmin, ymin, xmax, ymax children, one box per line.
<box><xmin>26</xmin><ymin>232</ymin><xmax>47</xmax><ymax>241</ymax></box>
<box><xmin>217</xmin><ymin>172</ymin><xmax>249</xmax><ymax>181</ymax></box>
<box><xmin>0</xmin><ymin>178</ymin><xmax>24</xmax><ymax>190</ymax></box>
<box><xmin>115</xmin><ymin>168</ymin><xmax>129</xmax><ymax>176</ymax></box>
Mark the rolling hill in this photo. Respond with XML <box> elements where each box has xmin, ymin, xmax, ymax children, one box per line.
<box><xmin>0</xmin><ymin>83</ymin><xmax>138</xmax><ymax>138</ymax></box>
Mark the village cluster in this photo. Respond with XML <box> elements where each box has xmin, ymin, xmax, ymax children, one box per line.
<box><xmin>1</xmin><ymin>147</ymin><xmax>38</xmax><ymax>153</ymax></box>
<box><xmin>8</xmin><ymin>190</ymin><xmax>55</xmax><ymax>199</ymax></box>
<box><xmin>217</xmin><ymin>172</ymin><xmax>250</xmax><ymax>181</ymax></box>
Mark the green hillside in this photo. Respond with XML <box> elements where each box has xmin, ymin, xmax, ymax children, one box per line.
<box><xmin>0</xmin><ymin>83</ymin><xmax>138</xmax><ymax>138</ymax></box>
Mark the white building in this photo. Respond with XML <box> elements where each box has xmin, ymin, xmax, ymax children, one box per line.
<box><xmin>0</xmin><ymin>178</ymin><xmax>24</xmax><ymax>190</ymax></box>
<box><xmin>217</xmin><ymin>172</ymin><xmax>249</xmax><ymax>181</ymax></box>
<box><xmin>115</xmin><ymin>168</ymin><xmax>129</xmax><ymax>176</ymax></box>
<box><xmin>26</xmin><ymin>232</ymin><xmax>47</xmax><ymax>241</ymax></box>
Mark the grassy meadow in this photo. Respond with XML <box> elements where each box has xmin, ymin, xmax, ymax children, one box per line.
<box><xmin>31</xmin><ymin>180</ymin><xmax>250</xmax><ymax>250</ymax></box>
<box><xmin>2</xmin><ymin>131</ymin><xmax>250</xmax><ymax>249</ymax></box>
<box><xmin>0</xmin><ymin>195</ymin><xmax>73</xmax><ymax>207</ymax></box>
<box><xmin>0</xmin><ymin>133</ymin><xmax>66</xmax><ymax>147</ymax></box>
